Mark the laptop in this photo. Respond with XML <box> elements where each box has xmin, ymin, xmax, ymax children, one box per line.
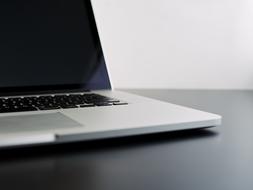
<box><xmin>0</xmin><ymin>0</ymin><xmax>221</xmax><ymax>148</ymax></box>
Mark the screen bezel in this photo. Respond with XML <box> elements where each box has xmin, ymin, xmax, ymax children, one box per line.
<box><xmin>0</xmin><ymin>0</ymin><xmax>111</xmax><ymax>96</ymax></box>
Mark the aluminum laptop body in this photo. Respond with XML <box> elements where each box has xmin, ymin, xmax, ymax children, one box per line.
<box><xmin>0</xmin><ymin>0</ymin><xmax>221</xmax><ymax>148</ymax></box>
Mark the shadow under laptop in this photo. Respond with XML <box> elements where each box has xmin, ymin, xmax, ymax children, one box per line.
<box><xmin>0</xmin><ymin>127</ymin><xmax>219</xmax><ymax>160</ymax></box>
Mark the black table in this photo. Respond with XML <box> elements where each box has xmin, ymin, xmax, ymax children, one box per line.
<box><xmin>1</xmin><ymin>89</ymin><xmax>252</xmax><ymax>190</ymax></box>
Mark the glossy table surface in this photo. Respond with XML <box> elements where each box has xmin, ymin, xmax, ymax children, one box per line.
<box><xmin>1</xmin><ymin>89</ymin><xmax>253</xmax><ymax>190</ymax></box>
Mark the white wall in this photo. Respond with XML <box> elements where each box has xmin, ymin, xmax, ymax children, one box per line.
<box><xmin>92</xmin><ymin>0</ymin><xmax>253</xmax><ymax>89</ymax></box>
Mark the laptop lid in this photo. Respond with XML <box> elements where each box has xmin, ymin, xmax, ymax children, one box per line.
<box><xmin>0</xmin><ymin>0</ymin><xmax>111</xmax><ymax>96</ymax></box>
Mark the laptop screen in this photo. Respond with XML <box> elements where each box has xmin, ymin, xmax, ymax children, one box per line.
<box><xmin>0</xmin><ymin>0</ymin><xmax>111</xmax><ymax>95</ymax></box>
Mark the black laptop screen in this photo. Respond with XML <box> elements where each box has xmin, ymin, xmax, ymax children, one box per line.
<box><xmin>0</xmin><ymin>0</ymin><xmax>111</xmax><ymax>94</ymax></box>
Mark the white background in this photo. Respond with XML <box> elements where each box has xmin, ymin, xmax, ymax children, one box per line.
<box><xmin>91</xmin><ymin>0</ymin><xmax>253</xmax><ymax>89</ymax></box>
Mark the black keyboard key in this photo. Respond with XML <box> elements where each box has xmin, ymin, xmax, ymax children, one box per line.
<box><xmin>95</xmin><ymin>102</ymin><xmax>113</xmax><ymax>106</ymax></box>
<box><xmin>105</xmin><ymin>99</ymin><xmax>120</xmax><ymax>103</ymax></box>
<box><xmin>80</xmin><ymin>104</ymin><xmax>95</xmax><ymax>108</ymax></box>
<box><xmin>0</xmin><ymin>106</ymin><xmax>37</xmax><ymax>113</ymax></box>
<box><xmin>61</xmin><ymin>105</ymin><xmax>78</xmax><ymax>109</ymax></box>
<box><xmin>38</xmin><ymin>106</ymin><xmax>61</xmax><ymax>110</ymax></box>
<box><xmin>16</xmin><ymin>106</ymin><xmax>38</xmax><ymax>112</ymax></box>
<box><xmin>113</xmin><ymin>102</ymin><xmax>128</xmax><ymax>106</ymax></box>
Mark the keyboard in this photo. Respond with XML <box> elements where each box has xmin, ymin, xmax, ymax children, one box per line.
<box><xmin>0</xmin><ymin>93</ymin><xmax>128</xmax><ymax>113</ymax></box>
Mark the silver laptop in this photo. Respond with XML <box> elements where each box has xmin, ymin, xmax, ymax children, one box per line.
<box><xmin>0</xmin><ymin>0</ymin><xmax>221</xmax><ymax>148</ymax></box>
